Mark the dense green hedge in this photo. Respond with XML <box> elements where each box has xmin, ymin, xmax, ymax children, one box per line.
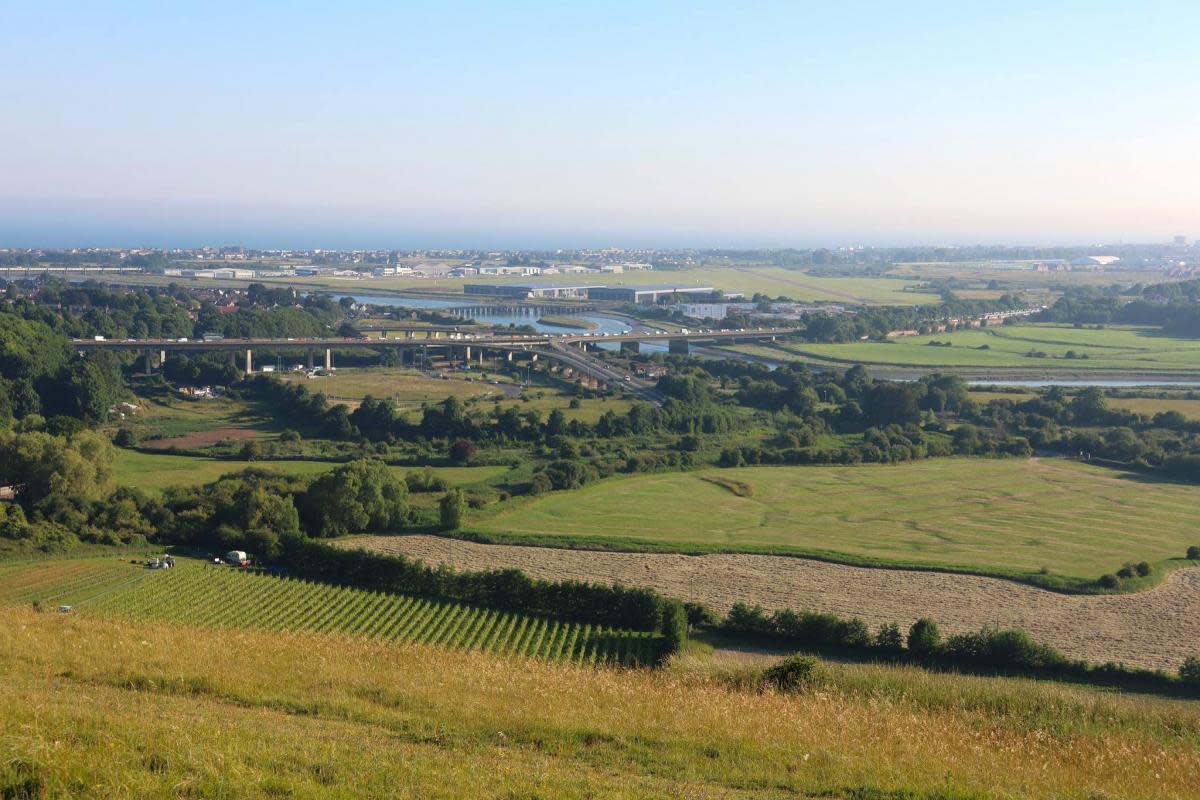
<box><xmin>721</xmin><ymin>602</ymin><xmax>1196</xmax><ymax>694</ymax></box>
<box><xmin>281</xmin><ymin>538</ymin><xmax>687</xmax><ymax>660</ymax></box>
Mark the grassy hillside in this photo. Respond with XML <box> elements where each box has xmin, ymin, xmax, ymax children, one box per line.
<box><xmin>472</xmin><ymin>458</ymin><xmax>1200</xmax><ymax>583</ymax></box>
<box><xmin>1</xmin><ymin>606</ymin><xmax>1197</xmax><ymax>798</ymax></box>
<box><xmin>0</xmin><ymin>557</ymin><xmax>656</xmax><ymax>666</ymax></box>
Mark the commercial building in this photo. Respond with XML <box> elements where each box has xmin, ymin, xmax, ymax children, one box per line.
<box><xmin>587</xmin><ymin>285</ymin><xmax>717</xmax><ymax>304</ymax></box>
<box><xmin>212</xmin><ymin>268</ymin><xmax>256</xmax><ymax>280</ymax></box>
<box><xmin>463</xmin><ymin>282</ymin><xmax>603</xmax><ymax>299</ymax></box>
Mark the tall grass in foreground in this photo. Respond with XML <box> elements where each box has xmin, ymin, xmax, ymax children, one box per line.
<box><xmin>1</xmin><ymin>607</ymin><xmax>1197</xmax><ymax>799</ymax></box>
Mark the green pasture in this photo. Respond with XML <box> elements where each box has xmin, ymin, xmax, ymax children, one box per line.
<box><xmin>112</xmin><ymin>449</ymin><xmax>509</xmax><ymax>492</ymax></box>
<box><xmin>472</xmin><ymin>458</ymin><xmax>1200</xmax><ymax>583</ymax></box>
<box><xmin>751</xmin><ymin>324</ymin><xmax>1200</xmax><ymax>373</ymax></box>
<box><xmin>277</xmin><ymin>367</ymin><xmax>515</xmax><ymax>406</ymax></box>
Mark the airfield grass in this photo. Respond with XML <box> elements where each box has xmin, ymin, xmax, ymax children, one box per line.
<box><xmin>112</xmin><ymin>449</ymin><xmax>509</xmax><ymax>492</ymax></box>
<box><xmin>472</xmin><ymin>458</ymin><xmax>1200</xmax><ymax>584</ymax></box>
<box><xmin>741</xmin><ymin>323</ymin><xmax>1200</xmax><ymax>373</ymax></box>
<box><xmin>1</xmin><ymin>605</ymin><xmax>1197</xmax><ymax>798</ymax></box>
<box><xmin>118</xmin><ymin>267</ymin><xmax>942</xmax><ymax>305</ymax></box>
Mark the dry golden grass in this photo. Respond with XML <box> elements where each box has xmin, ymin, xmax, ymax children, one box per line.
<box><xmin>345</xmin><ymin>535</ymin><xmax>1200</xmax><ymax>672</ymax></box>
<box><xmin>1</xmin><ymin>606</ymin><xmax>1198</xmax><ymax>798</ymax></box>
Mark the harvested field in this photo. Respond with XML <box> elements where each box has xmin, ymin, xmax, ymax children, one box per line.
<box><xmin>340</xmin><ymin>534</ymin><xmax>1200</xmax><ymax>671</ymax></box>
<box><xmin>141</xmin><ymin>426</ymin><xmax>258</xmax><ymax>449</ymax></box>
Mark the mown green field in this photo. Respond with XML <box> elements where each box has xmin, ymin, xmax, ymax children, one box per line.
<box><xmin>0</xmin><ymin>558</ymin><xmax>656</xmax><ymax>666</ymax></box>
<box><xmin>112</xmin><ymin>449</ymin><xmax>509</xmax><ymax>492</ymax></box>
<box><xmin>473</xmin><ymin>458</ymin><xmax>1200</xmax><ymax>581</ymax></box>
<box><xmin>748</xmin><ymin>324</ymin><xmax>1200</xmax><ymax>373</ymax></box>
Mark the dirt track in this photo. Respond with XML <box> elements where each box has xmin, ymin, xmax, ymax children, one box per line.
<box><xmin>338</xmin><ymin>535</ymin><xmax>1200</xmax><ymax>672</ymax></box>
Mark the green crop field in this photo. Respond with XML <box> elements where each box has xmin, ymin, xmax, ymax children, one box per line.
<box><xmin>472</xmin><ymin>458</ymin><xmax>1200</xmax><ymax>583</ymax></box>
<box><xmin>0</xmin><ymin>558</ymin><xmax>658</xmax><ymax>666</ymax></box>
<box><xmin>112</xmin><ymin>449</ymin><xmax>510</xmax><ymax>492</ymax></box>
<box><xmin>738</xmin><ymin>323</ymin><xmax>1200</xmax><ymax>374</ymax></box>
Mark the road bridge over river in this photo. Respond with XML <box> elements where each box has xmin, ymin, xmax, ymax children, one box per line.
<box><xmin>72</xmin><ymin>326</ymin><xmax>802</xmax><ymax>393</ymax></box>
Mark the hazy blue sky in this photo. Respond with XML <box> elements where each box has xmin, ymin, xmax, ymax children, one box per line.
<box><xmin>3</xmin><ymin>1</ymin><xmax>1198</xmax><ymax>248</ymax></box>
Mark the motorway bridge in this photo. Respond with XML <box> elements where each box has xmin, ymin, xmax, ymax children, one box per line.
<box><xmin>72</xmin><ymin>326</ymin><xmax>802</xmax><ymax>393</ymax></box>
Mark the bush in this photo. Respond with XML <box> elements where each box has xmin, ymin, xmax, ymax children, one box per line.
<box><xmin>657</xmin><ymin>600</ymin><xmax>689</xmax><ymax>663</ymax></box>
<box><xmin>1180</xmin><ymin>656</ymin><xmax>1200</xmax><ymax>687</ymax></box>
<box><xmin>113</xmin><ymin>428</ymin><xmax>137</xmax><ymax>447</ymax></box>
<box><xmin>943</xmin><ymin>627</ymin><xmax>1068</xmax><ymax>671</ymax></box>
<box><xmin>439</xmin><ymin>489</ymin><xmax>467</xmax><ymax>530</ymax></box>
<box><xmin>1098</xmin><ymin>573</ymin><xmax>1120</xmax><ymax>589</ymax></box>
<box><xmin>725</xmin><ymin>602</ymin><xmax>773</xmax><ymax>635</ymax></box>
<box><xmin>302</xmin><ymin>459</ymin><xmax>409</xmax><ymax>538</ymax></box>
<box><xmin>761</xmin><ymin>655</ymin><xmax>823</xmax><ymax>693</ymax></box>
<box><xmin>1188</xmin><ymin>546</ymin><xmax>1200</xmax><ymax>560</ymax></box>
<box><xmin>874</xmin><ymin>622</ymin><xmax>904</xmax><ymax>653</ymax></box>
<box><xmin>907</xmin><ymin>618</ymin><xmax>941</xmax><ymax>657</ymax></box>
<box><xmin>448</xmin><ymin>439</ymin><xmax>475</xmax><ymax>464</ymax></box>
<box><xmin>1135</xmin><ymin>561</ymin><xmax>1152</xmax><ymax>577</ymax></box>
<box><xmin>683</xmin><ymin>601</ymin><xmax>718</xmax><ymax>628</ymax></box>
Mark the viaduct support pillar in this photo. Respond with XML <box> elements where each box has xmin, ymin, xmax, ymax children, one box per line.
<box><xmin>668</xmin><ymin>339</ymin><xmax>690</xmax><ymax>355</ymax></box>
<box><xmin>159</xmin><ymin>350</ymin><xmax>167</xmax><ymax>367</ymax></box>
<box><xmin>620</xmin><ymin>341</ymin><xmax>640</xmax><ymax>354</ymax></box>
<box><xmin>325</xmin><ymin>349</ymin><xmax>332</xmax><ymax>371</ymax></box>
<box><xmin>245</xmin><ymin>349</ymin><xmax>253</xmax><ymax>374</ymax></box>
<box><xmin>307</xmin><ymin>349</ymin><xmax>314</xmax><ymax>369</ymax></box>
<box><xmin>143</xmin><ymin>350</ymin><xmax>153</xmax><ymax>374</ymax></box>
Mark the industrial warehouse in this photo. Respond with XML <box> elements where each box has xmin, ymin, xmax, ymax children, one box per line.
<box><xmin>463</xmin><ymin>281</ymin><xmax>726</xmax><ymax>303</ymax></box>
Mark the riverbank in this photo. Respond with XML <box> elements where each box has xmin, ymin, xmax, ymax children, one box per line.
<box><xmin>537</xmin><ymin>315</ymin><xmax>598</xmax><ymax>330</ymax></box>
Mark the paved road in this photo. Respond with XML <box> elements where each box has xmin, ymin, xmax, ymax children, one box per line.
<box><xmin>540</xmin><ymin>341</ymin><xmax>663</xmax><ymax>404</ymax></box>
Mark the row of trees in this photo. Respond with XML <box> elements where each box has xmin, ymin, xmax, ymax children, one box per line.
<box><xmin>722</xmin><ymin>603</ymin><xmax>1199</xmax><ymax>692</ymax></box>
<box><xmin>161</xmin><ymin>461</ymin><xmax>413</xmax><ymax>557</ymax></box>
<box><xmin>1039</xmin><ymin>279</ymin><xmax>1200</xmax><ymax>336</ymax></box>
<box><xmin>281</xmin><ymin>538</ymin><xmax>687</xmax><ymax>662</ymax></box>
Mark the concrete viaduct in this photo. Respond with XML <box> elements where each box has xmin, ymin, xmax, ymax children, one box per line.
<box><xmin>71</xmin><ymin>327</ymin><xmax>801</xmax><ymax>388</ymax></box>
